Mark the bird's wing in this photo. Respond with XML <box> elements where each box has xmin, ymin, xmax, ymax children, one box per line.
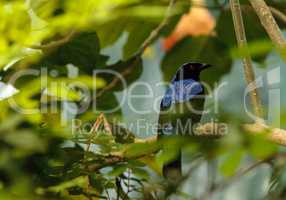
<box><xmin>161</xmin><ymin>79</ymin><xmax>203</xmax><ymax>108</ymax></box>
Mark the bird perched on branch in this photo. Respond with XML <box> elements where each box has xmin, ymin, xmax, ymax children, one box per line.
<box><xmin>158</xmin><ymin>62</ymin><xmax>211</xmax><ymax>181</ymax></box>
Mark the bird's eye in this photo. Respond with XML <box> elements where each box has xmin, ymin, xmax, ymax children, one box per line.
<box><xmin>189</xmin><ymin>65</ymin><xmax>195</xmax><ymax>70</ymax></box>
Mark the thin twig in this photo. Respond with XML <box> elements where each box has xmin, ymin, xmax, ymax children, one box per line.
<box><xmin>105</xmin><ymin>189</ymin><xmax>111</xmax><ymax>200</ymax></box>
<box><xmin>199</xmin><ymin>154</ymin><xmax>285</xmax><ymax>200</ymax></box>
<box><xmin>269</xmin><ymin>6</ymin><xmax>286</xmax><ymax>25</ymax></box>
<box><xmin>86</xmin><ymin>113</ymin><xmax>104</xmax><ymax>152</ymax></box>
<box><xmin>249</xmin><ymin>0</ymin><xmax>286</xmax><ymax>50</ymax></box>
<box><xmin>102</xmin><ymin>114</ymin><xmax>112</xmax><ymax>134</ymax></box>
<box><xmin>31</xmin><ymin>30</ymin><xmax>76</xmax><ymax>51</ymax></box>
<box><xmin>165</xmin><ymin>156</ymin><xmax>204</xmax><ymax>198</ymax></box>
<box><xmin>230</xmin><ymin>0</ymin><xmax>264</xmax><ymax>119</ymax></box>
<box><xmin>127</xmin><ymin>169</ymin><xmax>131</xmax><ymax>194</ymax></box>
<box><xmin>96</xmin><ymin>0</ymin><xmax>177</xmax><ymax>99</ymax></box>
<box><xmin>200</xmin><ymin>159</ymin><xmax>268</xmax><ymax>200</ymax></box>
<box><xmin>95</xmin><ymin>60</ymin><xmax>138</xmax><ymax>98</ymax></box>
<box><xmin>137</xmin><ymin>0</ymin><xmax>177</xmax><ymax>55</ymax></box>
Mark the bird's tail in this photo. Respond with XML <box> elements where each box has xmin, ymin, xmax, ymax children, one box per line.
<box><xmin>163</xmin><ymin>151</ymin><xmax>182</xmax><ymax>182</ymax></box>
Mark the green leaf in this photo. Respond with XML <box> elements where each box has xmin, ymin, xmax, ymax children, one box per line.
<box><xmin>123</xmin><ymin>20</ymin><xmax>157</xmax><ymax>59</ymax></box>
<box><xmin>123</xmin><ymin>141</ymin><xmax>160</xmax><ymax>159</ymax></box>
<box><xmin>47</xmin><ymin>176</ymin><xmax>88</xmax><ymax>193</ymax></box>
<box><xmin>139</xmin><ymin>156</ymin><xmax>161</xmax><ymax>175</ymax></box>
<box><xmin>111</xmin><ymin>123</ymin><xmax>135</xmax><ymax>144</ymax></box>
<box><xmin>89</xmin><ymin>173</ymin><xmax>107</xmax><ymax>192</ymax></box>
<box><xmin>45</xmin><ymin>83</ymin><xmax>80</xmax><ymax>101</ymax></box>
<box><xmin>3</xmin><ymin>130</ymin><xmax>46</xmax><ymax>152</ymax></box>
<box><xmin>132</xmin><ymin>167</ymin><xmax>150</xmax><ymax>179</ymax></box>
<box><xmin>216</xmin><ymin>9</ymin><xmax>268</xmax><ymax>63</ymax></box>
<box><xmin>248</xmin><ymin>134</ymin><xmax>278</xmax><ymax>159</ymax></box>
<box><xmin>96</xmin><ymin>1</ymin><xmax>190</xmax><ymax>57</ymax></box>
<box><xmin>42</xmin><ymin>32</ymin><xmax>109</xmax><ymax>73</ymax></box>
<box><xmin>220</xmin><ymin>149</ymin><xmax>244</xmax><ymax>177</ymax></box>
<box><xmin>127</xmin><ymin>159</ymin><xmax>146</xmax><ymax>167</ymax></box>
<box><xmin>230</xmin><ymin>40</ymin><xmax>274</xmax><ymax>61</ymax></box>
<box><xmin>108</xmin><ymin>164</ymin><xmax>128</xmax><ymax>177</ymax></box>
<box><xmin>156</xmin><ymin>137</ymin><xmax>183</xmax><ymax>166</ymax></box>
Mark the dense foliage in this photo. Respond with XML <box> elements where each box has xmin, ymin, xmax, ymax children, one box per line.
<box><xmin>0</xmin><ymin>0</ymin><xmax>286</xmax><ymax>199</ymax></box>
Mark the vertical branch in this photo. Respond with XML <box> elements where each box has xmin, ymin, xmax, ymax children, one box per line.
<box><xmin>230</xmin><ymin>0</ymin><xmax>264</xmax><ymax>119</ymax></box>
<box><xmin>249</xmin><ymin>0</ymin><xmax>286</xmax><ymax>50</ymax></box>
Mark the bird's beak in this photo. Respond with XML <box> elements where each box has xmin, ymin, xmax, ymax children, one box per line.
<box><xmin>201</xmin><ymin>63</ymin><xmax>211</xmax><ymax>71</ymax></box>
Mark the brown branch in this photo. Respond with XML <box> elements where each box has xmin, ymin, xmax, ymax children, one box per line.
<box><xmin>133</xmin><ymin>122</ymin><xmax>286</xmax><ymax>146</ymax></box>
<box><xmin>230</xmin><ymin>0</ymin><xmax>264</xmax><ymax>119</ymax></box>
<box><xmin>87</xmin><ymin>147</ymin><xmax>153</xmax><ymax>172</ymax></box>
<box><xmin>197</xmin><ymin>122</ymin><xmax>286</xmax><ymax>146</ymax></box>
<box><xmin>86</xmin><ymin>122</ymin><xmax>286</xmax><ymax>174</ymax></box>
<box><xmin>243</xmin><ymin>123</ymin><xmax>286</xmax><ymax>146</ymax></box>
<box><xmin>249</xmin><ymin>0</ymin><xmax>286</xmax><ymax>50</ymax></box>
<box><xmin>87</xmin><ymin>154</ymin><xmax>124</xmax><ymax>172</ymax></box>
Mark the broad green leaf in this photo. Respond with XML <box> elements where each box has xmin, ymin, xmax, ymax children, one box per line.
<box><xmin>231</xmin><ymin>40</ymin><xmax>274</xmax><ymax>62</ymax></box>
<box><xmin>45</xmin><ymin>83</ymin><xmax>80</xmax><ymax>101</ymax></box>
<box><xmin>111</xmin><ymin>123</ymin><xmax>135</xmax><ymax>144</ymax></box>
<box><xmin>47</xmin><ymin>176</ymin><xmax>88</xmax><ymax>193</ymax></box>
<box><xmin>108</xmin><ymin>164</ymin><xmax>128</xmax><ymax>177</ymax></box>
<box><xmin>156</xmin><ymin>137</ymin><xmax>182</xmax><ymax>166</ymax></box>
<box><xmin>132</xmin><ymin>167</ymin><xmax>150</xmax><ymax>179</ymax></box>
<box><xmin>96</xmin><ymin>1</ymin><xmax>190</xmax><ymax>57</ymax></box>
<box><xmin>220</xmin><ymin>149</ymin><xmax>244</xmax><ymax>177</ymax></box>
<box><xmin>247</xmin><ymin>134</ymin><xmax>278</xmax><ymax>159</ymax></box>
<box><xmin>123</xmin><ymin>141</ymin><xmax>160</xmax><ymax>159</ymax></box>
<box><xmin>41</xmin><ymin>32</ymin><xmax>109</xmax><ymax>73</ymax></box>
<box><xmin>138</xmin><ymin>156</ymin><xmax>161</xmax><ymax>175</ymax></box>
<box><xmin>3</xmin><ymin>130</ymin><xmax>46</xmax><ymax>152</ymax></box>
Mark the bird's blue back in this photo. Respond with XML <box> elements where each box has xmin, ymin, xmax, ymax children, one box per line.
<box><xmin>161</xmin><ymin>79</ymin><xmax>203</xmax><ymax>109</ymax></box>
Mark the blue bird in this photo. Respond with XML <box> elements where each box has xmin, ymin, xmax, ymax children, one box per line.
<box><xmin>158</xmin><ymin>62</ymin><xmax>211</xmax><ymax>180</ymax></box>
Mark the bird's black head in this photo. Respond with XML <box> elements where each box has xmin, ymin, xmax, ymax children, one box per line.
<box><xmin>174</xmin><ymin>62</ymin><xmax>211</xmax><ymax>81</ymax></box>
